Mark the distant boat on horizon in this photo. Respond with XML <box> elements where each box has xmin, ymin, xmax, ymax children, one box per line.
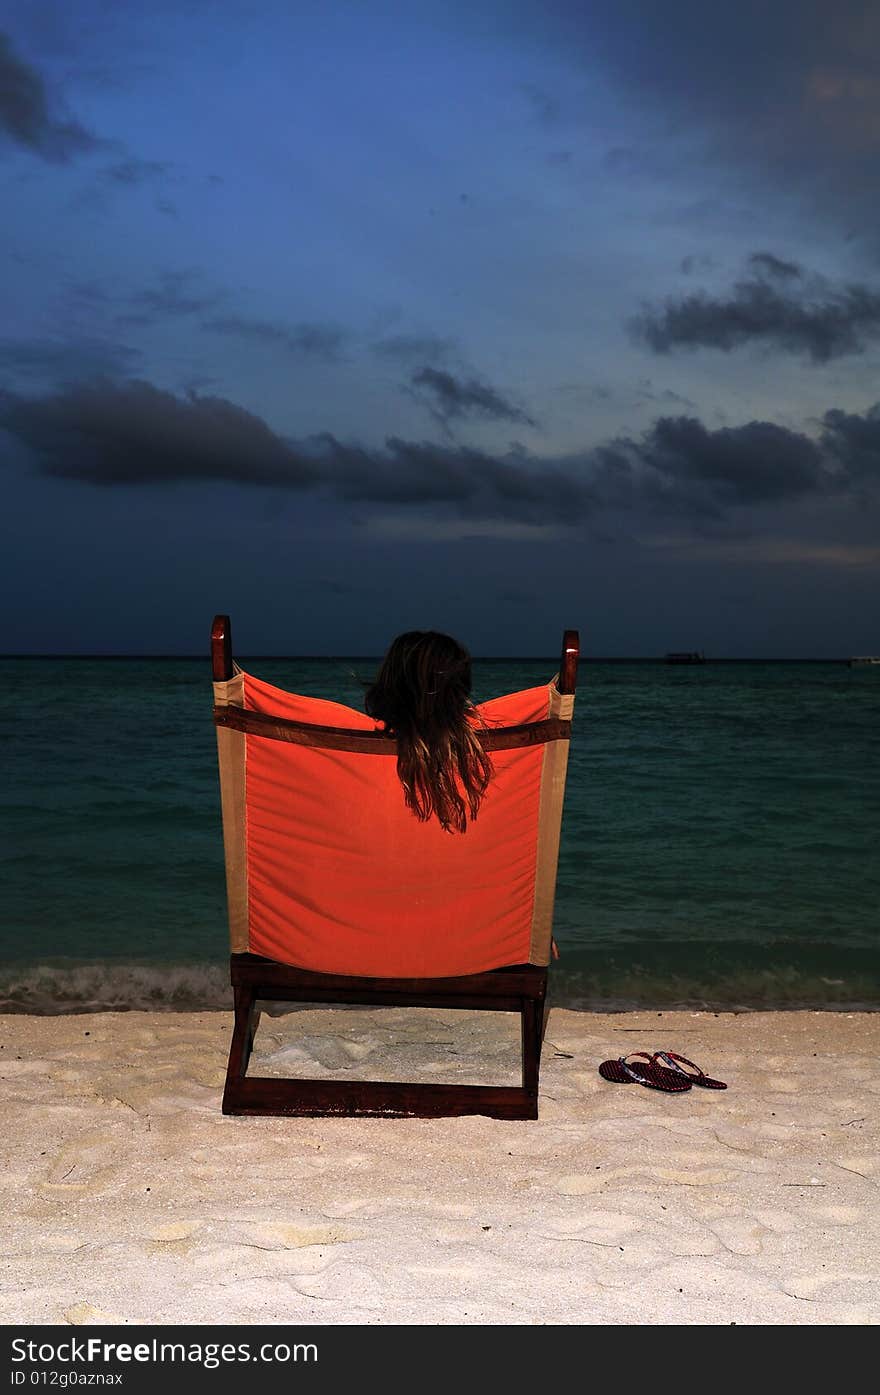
<box><xmin>848</xmin><ymin>655</ymin><xmax>880</xmax><ymax>667</ymax></box>
<box><xmin>665</xmin><ymin>651</ymin><xmax>707</xmax><ymax>665</ymax></box>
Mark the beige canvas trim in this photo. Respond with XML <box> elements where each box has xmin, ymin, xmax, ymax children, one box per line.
<box><xmin>528</xmin><ymin>682</ymin><xmax>575</xmax><ymax>964</ymax></box>
<box><xmin>213</xmin><ymin>670</ymin><xmax>244</xmax><ymax>706</ymax></box>
<box><xmin>549</xmin><ymin>677</ymin><xmax>575</xmax><ymax>721</ymax></box>
<box><xmin>213</xmin><ymin>672</ymin><xmax>248</xmax><ymax>952</ymax></box>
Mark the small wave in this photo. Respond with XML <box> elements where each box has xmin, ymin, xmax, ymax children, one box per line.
<box><xmin>3</xmin><ymin>955</ymin><xmax>878</xmax><ymax>1016</ymax></box>
<box><xmin>0</xmin><ymin>961</ymin><xmax>231</xmax><ymax>1014</ymax></box>
<box><xmin>550</xmin><ymin>961</ymin><xmax>880</xmax><ymax>1011</ymax></box>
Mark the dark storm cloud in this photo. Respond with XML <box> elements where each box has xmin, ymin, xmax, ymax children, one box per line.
<box><xmin>0</xmin><ymin>379</ymin><xmax>318</xmax><ymax>488</ymax></box>
<box><xmin>0</xmin><ymin>32</ymin><xmax>102</xmax><ymax>161</ymax></box>
<box><xmin>0</xmin><ymin>378</ymin><xmax>577</xmax><ymax>520</ymax></box>
<box><xmin>203</xmin><ymin>315</ymin><xmax>348</xmax><ymax>362</ymax></box>
<box><xmin>820</xmin><ymin>402</ymin><xmax>880</xmax><ymax>481</ymax></box>
<box><xmin>3</xmin><ymin>377</ymin><xmax>878</xmax><ymax>523</ymax></box>
<box><xmin>632</xmin><ymin>417</ymin><xmax>827</xmax><ymax>510</ymax></box>
<box><xmin>632</xmin><ymin>254</ymin><xmax>880</xmax><ymax>362</ymax></box>
<box><xmin>323</xmin><ymin>434</ymin><xmax>584</xmax><ymax>518</ymax></box>
<box><xmin>410</xmin><ymin>367</ymin><xmax>538</xmax><ymax>428</ymax></box>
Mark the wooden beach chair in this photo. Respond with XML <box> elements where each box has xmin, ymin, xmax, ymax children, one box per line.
<box><xmin>212</xmin><ymin>615</ymin><xmax>579</xmax><ymax>1120</ymax></box>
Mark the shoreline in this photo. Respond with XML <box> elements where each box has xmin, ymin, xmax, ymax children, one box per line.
<box><xmin>3</xmin><ymin>1005</ymin><xmax>878</xmax><ymax>1325</ymax></box>
<box><xmin>4</xmin><ymin>1000</ymin><xmax>880</xmax><ymax>1016</ymax></box>
<box><xmin>3</xmin><ymin>960</ymin><xmax>879</xmax><ymax>1017</ymax></box>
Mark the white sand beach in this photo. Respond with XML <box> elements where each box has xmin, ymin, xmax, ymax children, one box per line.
<box><xmin>2</xmin><ymin>1006</ymin><xmax>878</xmax><ymax>1326</ymax></box>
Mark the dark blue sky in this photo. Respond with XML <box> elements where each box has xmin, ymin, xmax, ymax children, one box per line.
<box><xmin>2</xmin><ymin>0</ymin><xmax>879</xmax><ymax>656</ymax></box>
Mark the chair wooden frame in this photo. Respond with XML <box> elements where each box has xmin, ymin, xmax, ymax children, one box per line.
<box><xmin>213</xmin><ymin>617</ymin><xmax>579</xmax><ymax>1120</ymax></box>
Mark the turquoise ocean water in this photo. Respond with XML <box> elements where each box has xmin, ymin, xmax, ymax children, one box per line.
<box><xmin>2</xmin><ymin>657</ymin><xmax>878</xmax><ymax>1012</ymax></box>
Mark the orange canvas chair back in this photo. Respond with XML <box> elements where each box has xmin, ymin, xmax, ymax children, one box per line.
<box><xmin>213</xmin><ymin>628</ymin><xmax>577</xmax><ymax>981</ymax></box>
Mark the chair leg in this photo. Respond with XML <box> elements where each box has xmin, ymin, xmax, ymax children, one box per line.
<box><xmin>222</xmin><ymin>985</ymin><xmax>260</xmax><ymax>1113</ymax></box>
<box><xmin>539</xmin><ymin>997</ymin><xmax>550</xmax><ymax>1065</ymax></box>
<box><xmin>520</xmin><ymin>996</ymin><xmax>541</xmax><ymax>1098</ymax></box>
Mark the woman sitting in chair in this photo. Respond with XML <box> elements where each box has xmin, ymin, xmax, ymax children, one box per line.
<box><xmin>364</xmin><ymin>631</ymin><xmax>492</xmax><ymax>834</ymax></box>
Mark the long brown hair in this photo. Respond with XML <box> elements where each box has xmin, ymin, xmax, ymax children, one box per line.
<box><xmin>364</xmin><ymin>631</ymin><xmax>492</xmax><ymax>833</ymax></box>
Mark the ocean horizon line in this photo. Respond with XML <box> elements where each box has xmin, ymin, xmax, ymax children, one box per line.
<box><xmin>0</xmin><ymin>652</ymin><xmax>861</xmax><ymax>664</ymax></box>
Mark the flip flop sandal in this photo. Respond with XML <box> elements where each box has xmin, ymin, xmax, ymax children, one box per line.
<box><xmin>598</xmin><ymin>1053</ymin><xmax>692</xmax><ymax>1092</ymax></box>
<box><xmin>653</xmin><ymin>1051</ymin><xmax>727</xmax><ymax>1089</ymax></box>
<box><xmin>598</xmin><ymin>1051</ymin><xmax>652</xmax><ymax>1083</ymax></box>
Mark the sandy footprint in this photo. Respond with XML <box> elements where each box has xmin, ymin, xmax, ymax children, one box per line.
<box><xmin>706</xmin><ymin>1215</ymin><xmax>769</xmax><ymax>1256</ymax></box>
<box><xmin>143</xmin><ymin>1221</ymin><xmax>204</xmax><ymax>1255</ymax></box>
<box><xmin>287</xmin><ymin>1260</ymin><xmax>383</xmax><ymax>1304</ymax></box>
<box><xmin>39</xmin><ymin>1136</ymin><xmax>122</xmax><ymax>1195</ymax></box>
<box><xmin>192</xmin><ymin>1241</ymin><xmax>344</xmax><ymax>1280</ymax></box>
<box><xmin>147</xmin><ymin>1221</ymin><xmax>203</xmax><ymax>1241</ymax></box>
<box><xmin>783</xmin><ymin>1271</ymin><xmax>878</xmax><ymax>1302</ymax></box>
<box><xmin>713</xmin><ymin>1124</ymin><xmax>761</xmax><ymax>1152</ymax></box>
<box><xmin>810</xmin><ymin>1205</ymin><xmax>865</xmax><ymax>1225</ymax></box>
<box><xmin>540</xmin><ymin>1209</ymin><xmax>644</xmax><ymax>1247</ymax></box>
<box><xmin>235</xmin><ymin>1222</ymin><xmax>360</xmax><ymax>1250</ymax></box>
<box><xmin>64</xmin><ymin>1303</ymin><xmax>127</xmax><ymax>1326</ymax></box>
<box><xmin>261</xmin><ymin>1036</ymin><xmax>379</xmax><ymax>1072</ymax></box>
<box><xmin>554</xmin><ymin>1164</ymin><xmax>742</xmax><ymax>1195</ymax></box>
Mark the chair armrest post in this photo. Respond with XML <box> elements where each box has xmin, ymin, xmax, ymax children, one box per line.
<box><xmin>558</xmin><ymin>630</ymin><xmax>579</xmax><ymax>694</ymax></box>
<box><xmin>212</xmin><ymin>614</ymin><xmax>233</xmax><ymax>680</ymax></box>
